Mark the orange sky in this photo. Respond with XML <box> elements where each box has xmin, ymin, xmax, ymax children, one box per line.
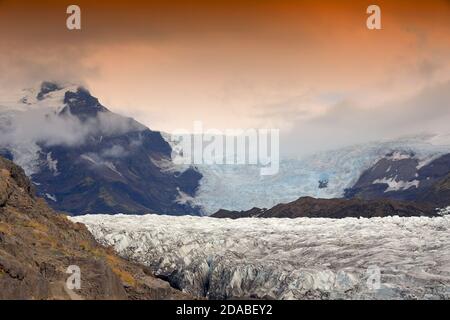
<box><xmin>0</xmin><ymin>0</ymin><xmax>449</xmax><ymax>154</ymax></box>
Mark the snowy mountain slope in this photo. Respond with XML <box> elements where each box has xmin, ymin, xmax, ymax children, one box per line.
<box><xmin>0</xmin><ymin>82</ymin><xmax>79</xmax><ymax>175</ymax></box>
<box><xmin>345</xmin><ymin>151</ymin><xmax>450</xmax><ymax>206</ymax></box>
<box><xmin>0</xmin><ymin>82</ymin><xmax>202</xmax><ymax>215</ymax></box>
<box><xmin>73</xmin><ymin>214</ymin><xmax>450</xmax><ymax>300</ymax></box>
<box><xmin>162</xmin><ymin>134</ymin><xmax>450</xmax><ymax>214</ymax></box>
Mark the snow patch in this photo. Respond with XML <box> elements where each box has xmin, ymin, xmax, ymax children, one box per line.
<box><xmin>386</xmin><ymin>151</ymin><xmax>412</xmax><ymax>161</ymax></box>
<box><xmin>46</xmin><ymin>152</ymin><xmax>59</xmax><ymax>175</ymax></box>
<box><xmin>45</xmin><ymin>193</ymin><xmax>57</xmax><ymax>202</ymax></box>
<box><xmin>438</xmin><ymin>207</ymin><xmax>450</xmax><ymax>216</ymax></box>
<box><xmin>8</xmin><ymin>143</ymin><xmax>42</xmax><ymax>176</ymax></box>
<box><xmin>80</xmin><ymin>153</ymin><xmax>123</xmax><ymax>177</ymax></box>
<box><xmin>175</xmin><ymin>188</ymin><xmax>195</xmax><ymax>205</ymax></box>
<box><xmin>373</xmin><ymin>178</ymin><xmax>420</xmax><ymax>192</ymax></box>
<box><xmin>80</xmin><ymin>154</ymin><xmax>98</xmax><ymax>165</ymax></box>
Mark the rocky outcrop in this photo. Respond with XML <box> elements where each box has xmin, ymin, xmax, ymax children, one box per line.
<box><xmin>0</xmin><ymin>156</ymin><xmax>190</xmax><ymax>300</ymax></box>
<box><xmin>211</xmin><ymin>197</ymin><xmax>438</xmax><ymax>219</ymax></box>
<box><xmin>345</xmin><ymin>152</ymin><xmax>450</xmax><ymax>208</ymax></box>
<box><xmin>212</xmin><ymin>207</ymin><xmax>265</xmax><ymax>219</ymax></box>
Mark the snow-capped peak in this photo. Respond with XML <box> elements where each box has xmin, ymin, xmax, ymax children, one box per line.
<box><xmin>0</xmin><ymin>81</ymin><xmax>131</xmax><ymax>176</ymax></box>
<box><xmin>0</xmin><ymin>81</ymin><xmax>81</xmax><ymax>113</ymax></box>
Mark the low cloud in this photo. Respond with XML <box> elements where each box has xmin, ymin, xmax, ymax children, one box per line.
<box><xmin>100</xmin><ymin>145</ymin><xmax>128</xmax><ymax>158</ymax></box>
<box><xmin>280</xmin><ymin>80</ymin><xmax>450</xmax><ymax>156</ymax></box>
<box><xmin>0</xmin><ymin>89</ymin><xmax>146</xmax><ymax>174</ymax></box>
<box><xmin>0</xmin><ymin>107</ymin><xmax>144</xmax><ymax>149</ymax></box>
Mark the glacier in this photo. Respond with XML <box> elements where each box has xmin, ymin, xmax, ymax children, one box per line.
<box><xmin>186</xmin><ymin>135</ymin><xmax>450</xmax><ymax>214</ymax></box>
<box><xmin>73</xmin><ymin>214</ymin><xmax>450</xmax><ymax>300</ymax></box>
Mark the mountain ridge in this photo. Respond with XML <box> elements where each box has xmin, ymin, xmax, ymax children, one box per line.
<box><xmin>211</xmin><ymin>196</ymin><xmax>440</xmax><ymax>219</ymax></box>
<box><xmin>0</xmin><ymin>82</ymin><xmax>203</xmax><ymax>216</ymax></box>
<box><xmin>344</xmin><ymin>151</ymin><xmax>450</xmax><ymax>206</ymax></box>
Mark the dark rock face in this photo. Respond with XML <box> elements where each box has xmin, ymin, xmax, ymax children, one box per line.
<box><xmin>37</xmin><ymin>81</ymin><xmax>61</xmax><ymax>100</ymax></box>
<box><xmin>33</xmin><ymin>129</ymin><xmax>202</xmax><ymax>216</ymax></box>
<box><xmin>212</xmin><ymin>207</ymin><xmax>266</xmax><ymax>219</ymax></box>
<box><xmin>211</xmin><ymin>196</ymin><xmax>438</xmax><ymax>219</ymax></box>
<box><xmin>61</xmin><ymin>87</ymin><xmax>109</xmax><ymax>121</ymax></box>
<box><xmin>4</xmin><ymin>83</ymin><xmax>203</xmax><ymax>216</ymax></box>
<box><xmin>0</xmin><ymin>156</ymin><xmax>191</xmax><ymax>300</ymax></box>
<box><xmin>318</xmin><ymin>179</ymin><xmax>329</xmax><ymax>189</ymax></box>
<box><xmin>419</xmin><ymin>173</ymin><xmax>450</xmax><ymax>207</ymax></box>
<box><xmin>345</xmin><ymin>152</ymin><xmax>450</xmax><ymax>208</ymax></box>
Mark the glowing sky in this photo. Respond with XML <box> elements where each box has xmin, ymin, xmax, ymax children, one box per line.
<box><xmin>1</xmin><ymin>0</ymin><xmax>449</xmax><ymax>155</ymax></box>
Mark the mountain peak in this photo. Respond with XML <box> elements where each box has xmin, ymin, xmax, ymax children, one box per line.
<box><xmin>60</xmin><ymin>86</ymin><xmax>109</xmax><ymax>121</ymax></box>
<box><xmin>4</xmin><ymin>81</ymin><xmax>81</xmax><ymax>110</ymax></box>
<box><xmin>3</xmin><ymin>82</ymin><xmax>108</xmax><ymax>118</ymax></box>
<box><xmin>36</xmin><ymin>81</ymin><xmax>62</xmax><ymax>100</ymax></box>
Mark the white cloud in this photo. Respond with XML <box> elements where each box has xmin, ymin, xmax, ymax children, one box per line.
<box><xmin>279</xmin><ymin>80</ymin><xmax>450</xmax><ymax>157</ymax></box>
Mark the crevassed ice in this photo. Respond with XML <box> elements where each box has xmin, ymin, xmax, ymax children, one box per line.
<box><xmin>73</xmin><ymin>214</ymin><xmax>450</xmax><ymax>300</ymax></box>
<box><xmin>164</xmin><ymin>134</ymin><xmax>450</xmax><ymax>214</ymax></box>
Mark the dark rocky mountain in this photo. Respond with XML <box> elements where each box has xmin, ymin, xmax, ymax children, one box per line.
<box><xmin>1</xmin><ymin>82</ymin><xmax>202</xmax><ymax>216</ymax></box>
<box><xmin>37</xmin><ymin>81</ymin><xmax>62</xmax><ymax>101</ymax></box>
<box><xmin>418</xmin><ymin>172</ymin><xmax>450</xmax><ymax>207</ymax></box>
<box><xmin>0</xmin><ymin>156</ymin><xmax>191</xmax><ymax>299</ymax></box>
<box><xmin>213</xmin><ymin>207</ymin><xmax>266</xmax><ymax>219</ymax></box>
<box><xmin>345</xmin><ymin>151</ymin><xmax>450</xmax><ymax>208</ymax></box>
<box><xmin>212</xmin><ymin>196</ymin><xmax>438</xmax><ymax>219</ymax></box>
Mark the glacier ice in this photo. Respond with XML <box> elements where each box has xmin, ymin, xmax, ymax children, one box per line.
<box><xmin>190</xmin><ymin>136</ymin><xmax>450</xmax><ymax>214</ymax></box>
<box><xmin>438</xmin><ymin>207</ymin><xmax>450</xmax><ymax>216</ymax></box>
<box><xmin>73</xmin><ymin>214</ymin><xmax>450</xmax><ymax>300</ymax></box>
